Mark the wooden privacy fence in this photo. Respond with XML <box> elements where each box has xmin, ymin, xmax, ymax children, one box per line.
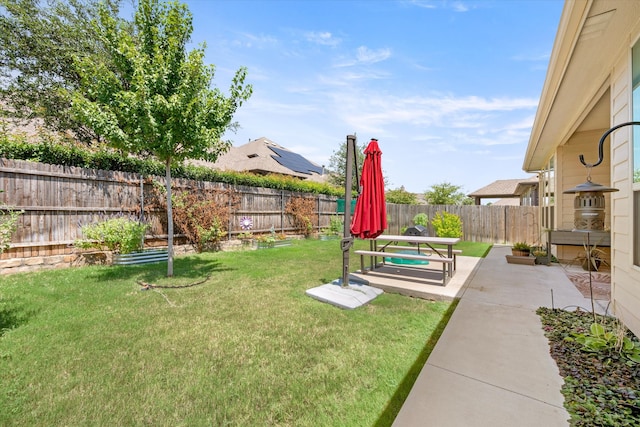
<box><xmin>385</xmin><ymin>203</ymin><xmax>539</xmax><ymax>245</ymax></box>
<box><xmin>0</xmin><ymin>158</ymin><xmax>539</xmax><ymax>260</ymax></box>
<box><xmin>0</xmin><ymin>158</ymin><xmax>340</xmax><ymax>258</ymax></box>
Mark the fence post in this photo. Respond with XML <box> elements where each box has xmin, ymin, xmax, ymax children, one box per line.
<box><xmin>228</xmin><ymin>188</ymin><xmax>232</xmax><ymax>240</ymax></box>
<box><xmin>281</xmin><ymin>190</ymin><xmax>285</xmax><ymax>234</ymax></box>
<box><xmin>317</xmin><ymin>195</ymin><xmax>320</xmax><ymax>233</ymax></box>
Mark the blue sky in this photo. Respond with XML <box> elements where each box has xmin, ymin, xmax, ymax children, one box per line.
<box><xmin>182</xmin><ymin>0</ymin><xmax>563</xmax><ymax>195</ymax></box>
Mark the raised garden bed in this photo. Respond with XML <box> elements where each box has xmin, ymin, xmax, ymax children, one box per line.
<box><xmin>257</xmin><ymin>240</ymin><xmax>292</xmax><ymax>249</ymax></box>
<box><xmin>113</xmin><ymin>248</ymin><xmax>169</xmax><ymax>265</ymax></box>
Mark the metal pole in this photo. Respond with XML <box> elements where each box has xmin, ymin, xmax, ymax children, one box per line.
<box><xmin>341</xmin><ymin>135</ymin><xmax>356</xmax><ymax>287</ymax></box>
<box><xmin>587</xmin><ymin>231</ymin><xmax>596</xmax><ymax>322</ymax></box>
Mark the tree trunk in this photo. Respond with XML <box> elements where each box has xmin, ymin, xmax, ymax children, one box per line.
<box><xmin>165</xmin><ymin>161</ymin><xmax>174</xmax><ymax>277</ymax></box>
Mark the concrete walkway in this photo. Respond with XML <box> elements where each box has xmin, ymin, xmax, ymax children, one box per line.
<box><xmin>392</xmin><ymin>245</ymin><xmax>609</xmax><ymax>427</ymax></box>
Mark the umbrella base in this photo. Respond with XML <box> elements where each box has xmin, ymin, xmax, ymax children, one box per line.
<box><xmin>306</xmin><ymin>278</ymin><xmax>383</xmax><ymax>309</ymax></box>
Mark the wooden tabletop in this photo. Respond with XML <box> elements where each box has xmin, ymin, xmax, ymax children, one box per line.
<box><xmin>374</xmin><ymin>234</ymin><xmax>460</xmax><ymax>245</ymax></box>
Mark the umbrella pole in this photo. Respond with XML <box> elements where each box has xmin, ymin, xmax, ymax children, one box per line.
<box><xmin>341</xmin><ymin>134</ymin><xmax>356</xmax><ymax>287</ymax></box>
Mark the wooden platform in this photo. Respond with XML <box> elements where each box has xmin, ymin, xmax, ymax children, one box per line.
<box><xmin>350</xmin><ymin>255</ymin><xmax>481</xmax><ymax>301</ymax></box>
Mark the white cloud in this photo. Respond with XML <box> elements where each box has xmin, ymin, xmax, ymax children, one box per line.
<box><xmin>356</xmin><ymin>46</ymin><xmax>392</xmax><ymax>64</ymax></box>
<box><xmin>451</xmin><ymin>2</ymin><xmax>470</xmax><ymax>12</ymax></box>
<box><xmin>404</xmin><ymin>0</ymin><xmax>437</xmax><ymax>9</ymax></box>
<box><xmin>305</xmin><ymin>31</ymin><xmax>341</xmax><ymax>46</ymax></box>
<box><xmin>405</xmin><ymin>0</ymin><xmax>472</xmax><ymax>12</ymax></box>
<box><xmin>235</xmin><ymin>32</ymin><xmax>279</xmax><ymax>49</ymax></box>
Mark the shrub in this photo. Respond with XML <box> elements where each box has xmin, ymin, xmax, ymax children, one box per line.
<box><xmin>431</xmin><ymin>211</ymin><xmax>462</xmax><ymax>238</ymax></box>
<box><xmin>285</xmin><ymin>196</ymin><xmax>315</xmax><ymax>237</ymax></box>
<box><xmin>328</xmin><ymin>215</ymin><xmax>344</xmax><ymax>235</ymax></box>
<box><xmin>0</xmin><ymin>131</ymin><xmax>343</xmax><ymax>196</ymax></box>
<box><xmin>0</xmin><ymin>202</ymin><xmax>23</xmax><ymax>254</ymax></box>
<box><xmin>321</xmin><ymin>215</ymin><xmax>343</xmax><ymax>236</ymax></box>
<box><xmin>75</xmin><ymin>216</ymin><xmax>148</xmax><ymax>254</ymax></box>
<box><xmin>168</xmin><ymin>188</ymin><xmax>239</xmax><ymax>252</ymax></box>
<box><xmin>412</xmin><ymin>213</ymin><xmax>429</xmax><ymax>227</ymax></box>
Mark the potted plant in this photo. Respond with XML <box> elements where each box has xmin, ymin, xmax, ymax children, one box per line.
<box><xmin>511</xmin><ymin>242</ymin><xmax>531</xmax><ymax>257</ymax></box>
<box><xmin>575</xmin><ymin>243</ymin><xmax>609</xmax><ymax>271</ymax></box>
<box><xmin>532</xmin><ymin>249</ymin><xmax>549</xmax><ymax>265</ymax></box>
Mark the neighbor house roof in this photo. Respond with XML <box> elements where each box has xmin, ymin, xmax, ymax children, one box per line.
<box><xmin>192</xmin><ymin>137</ymin><xmax>326</xmax><ymax>182</ymax></box>
<box><xmin>467</xmin><ymin>177</ymin><xmax>538</xmax><ymax>199</ymax></box>
<box><xmin>1</xmin><ymin>104</ymin><xmax>45</xmax><ymax>138</ymax></box>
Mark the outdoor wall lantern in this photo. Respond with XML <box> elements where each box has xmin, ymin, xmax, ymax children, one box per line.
<box><xmin>562</xmin><ymin>122</ymin><xmax>640</xmax><ymax>230</ymax></box>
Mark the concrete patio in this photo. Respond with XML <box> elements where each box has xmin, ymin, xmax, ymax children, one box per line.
<box><xmin>350</xmin><ymin>250</ymin><xmax>481</xmax><ymax>301</ymax></box>
<box><xmin>390</xmin><ymin>245</ymin><xmax>609</xmax><ymax>427</ymax></box>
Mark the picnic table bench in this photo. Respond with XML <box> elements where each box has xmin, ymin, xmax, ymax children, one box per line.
<box><xmin>354</xmin><ymin>234</ymin><xmax>461</xmax><ymax>286</ymax></box>
<box><xmin>378</xmin><ymin>245</ymin><xmax>463</xmax><ymax>270</ymax></box>
<box><xmin>354</xmin><ymin>249</ymin><xmax>454</xmax><ymax>285</ymax></box>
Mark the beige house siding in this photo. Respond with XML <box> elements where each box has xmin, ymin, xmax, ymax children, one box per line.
<box><xmin>555</xmin><ymin>130</ymin><xmax>612</xmax><ymax>262</ymax></box>
<box><xmin>526</xmin><ymin>0</ymin><xmax>640</xmax><ymax>338</ymax></box>
<box><xmin>610</xmin><ymin>49</ymin><xmax>640</xmax><ymax>335</ymax></box>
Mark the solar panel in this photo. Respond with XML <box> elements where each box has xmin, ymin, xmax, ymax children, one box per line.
<box><xmin>269</xmin><ymin>146</ymin><xmax>323</xmax><ymax>175</ymax></box>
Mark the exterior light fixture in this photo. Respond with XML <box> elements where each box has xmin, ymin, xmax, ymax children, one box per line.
<box><xmin>562</xmin><ymin>122</ymin><xmax>640</xmax><ymax>230</ymax></box>
<box><xmin>563</xmin><ymin>176</ymin><xmax>618</xmax><ymax>231</ymax></box>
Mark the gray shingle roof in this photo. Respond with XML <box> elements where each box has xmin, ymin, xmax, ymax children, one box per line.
<box><xmin>467</xmin><ymin>177</ymin><xmax>538</xmax><ymax>198</ymax></box>
<box><xmin>190</xmin><ymin>137</ymin><xmax>326</xmax><ymax>183</ymax></box>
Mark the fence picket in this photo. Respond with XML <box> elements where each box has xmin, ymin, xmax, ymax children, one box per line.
<box><xmin>0</xmin><ymin>158</ymin><xmax>539</xmax><ymax>259</ymax></box>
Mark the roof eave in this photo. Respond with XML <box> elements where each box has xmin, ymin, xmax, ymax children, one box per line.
<box><xmin>524</xmin><ymin>0</ymin><xmax>592</xmax><ymax>172</ymax></box>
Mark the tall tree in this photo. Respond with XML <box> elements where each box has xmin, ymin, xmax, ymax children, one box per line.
<box><xmin>326</xmin><ymin>138</ymin><xmax>389</xmax><ymax>191</ymax></box>
<box><xmin>70</xmin><ymin>0</ymin><xmax>252</xmax><ymax>276</ymax></box>
<box><xmin>326</xmin><ymin>139</ymin><xmax>366</xmax><ymax>191</ymax></box>
<box><xmin>424</xmin><ymin>181</ymin><xmax>473</xmax><ymax>205</ymax></box>
<box><xmin>0</xmin><ymin>0</ymin><xmax>122</xmax><ymax>143</ymax></box>
<box><xmin>385</xmin><ymin>186</ymin><xmax>418</xmax><ymax>204</ymax></box>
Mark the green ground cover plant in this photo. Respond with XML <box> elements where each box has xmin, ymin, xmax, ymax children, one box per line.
<box><xmin>0</xmin><ymin>239</ymin><xmax>465</xmax><ymax>426</ymax></box>
<box><xmin>75</xmin><ymin>216</ymin><xmax>148</xmax><ymax>254</ymax></box>
<box><xmin>538</xmin><ymin>308</ymin><xmax>640</xmax><ymax>426</ymax></box>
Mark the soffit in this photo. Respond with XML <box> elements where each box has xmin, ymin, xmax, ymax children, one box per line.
<box><xmin>524</xmin><ymin>0</ymin><xmax>640</xmax><ymax>171</ymax></box>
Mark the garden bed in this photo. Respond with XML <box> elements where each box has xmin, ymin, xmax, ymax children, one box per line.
<box><xmin>538</xmin><ymin>308</ymin><xmax>640</xmax><ymax>426</ymax></box>
<box><xmin>112</xmin><ymin>248</ymin><xmax>168</xmax><ymax>265</ymax></box>
<box><xmin>257</xmin><ymin>240</ymin><xmax>292</xmax><ymax>249</ymax></box>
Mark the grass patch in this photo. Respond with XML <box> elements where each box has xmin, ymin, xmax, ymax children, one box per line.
<box><xmin>451</xmin><ymin>241</ymin><xmax>492</xmax><ymax>257</ymax></box>
<box><xmin>0</xmin><ymin>239</ymin><xmax>456</xmax><ymax>426</ymax></box>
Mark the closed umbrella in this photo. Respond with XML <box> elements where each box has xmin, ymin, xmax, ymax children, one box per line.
<box><xmin>350</xmin><ymin>138</ymin><xmax>387</xmax><ymax>239</ymax></box>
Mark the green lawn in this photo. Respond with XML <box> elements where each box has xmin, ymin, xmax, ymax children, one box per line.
<box><xmin>0</xmin><ymin>239</ymin><xmax>488</xmax><ymax>426</ymax></box>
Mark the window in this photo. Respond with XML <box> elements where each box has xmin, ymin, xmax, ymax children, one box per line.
<box><xmin>632</xmin><ymin>40</ymin><xmax>640</xmax><ymax>265</ymax></box>
<box><xmin>540</xmin><ymin>157</ymin><xmax>555</xmax><ymax>231</ymax></box>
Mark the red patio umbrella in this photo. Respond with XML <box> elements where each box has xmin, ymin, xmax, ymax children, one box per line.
<box><xmin>350</xmin><ymin>138</ymin><xmax>387</xmax><ymax>239</ymax></box>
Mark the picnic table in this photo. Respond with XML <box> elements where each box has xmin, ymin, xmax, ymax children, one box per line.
<box><xmin>354</xmin><ymin>234</ymin><xmax>461</xmax><ymax>285</ymax></box>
